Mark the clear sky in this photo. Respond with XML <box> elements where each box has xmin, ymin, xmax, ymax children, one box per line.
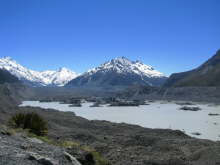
<box><xmin>0</xmin><ymin>0</ymin><xmax>219</xmax><ymax>75</ymax></box>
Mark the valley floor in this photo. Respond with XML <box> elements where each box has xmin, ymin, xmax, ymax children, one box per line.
<box><xmin>20</xmin><ymin>100</ymin><xmax>220</xmax><ymax>141</ymax></box>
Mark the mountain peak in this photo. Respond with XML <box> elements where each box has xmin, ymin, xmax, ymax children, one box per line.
<box><xmin>111</xmin><ymin>56</ymin><xmax>132</xmax><ymax>65</ymax></box>
<box><xmin>67</xmin><ymin>56</ymin><xmax>167</xmax><ymax>87</ymax></box>
<box><xmin>114</xmin><ymin>56</ymin><xmax>129</xmax><ymax>61</ymax></box>
<box><xmin>1</xmin><ymin>56</ymin><xmax>17</xmax><ymax>63</ymax></box>
<box><xmin>2</xmin><ymin>56</ymin><xmax>13</xmax><ymax>60</ymax></box>
<box><xmin>58</xmin><ymin>67</ymin><xmax>69</xmax><ymax>72</ymax></box>
<box><xmin>101</xmin><ymin>57</ymin><xmax>165</xmax><ymax>77</ymax></box>
<box><xmin>110</xmin><ymin>57</ymin><xmax>153</xmax><ymax>69</ymax></box>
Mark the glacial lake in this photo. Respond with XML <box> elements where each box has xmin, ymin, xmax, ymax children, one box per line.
<box><xmin>20</xmin><ymin>101</ymin><xmax>220</xmax><ymax>141</ymax></box>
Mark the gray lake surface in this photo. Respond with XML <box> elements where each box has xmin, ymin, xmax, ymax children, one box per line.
<box><xmin>20</xmin><ymin>101</ymin><xmax>220</xmax><ymax>141</ymax></box>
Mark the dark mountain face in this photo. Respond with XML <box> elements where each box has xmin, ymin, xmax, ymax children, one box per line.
<box><xmin>67</xmin><ymin>70</ymin><xmax>167</xmax><ymax>88</ymax></box>
<box><xmin>0</xmin><ymin>69</ymin><xmax>19</xmax><ymax>84</ymax></box>
<box><xmin>0</xmin><ymin>69</ymin><xmax>34</xmax><ymax>107</ymax></box>
<box><xmin>164</xmin><ymin>49</ymin><xmax>220</xmax><ymax>87</ymax></box>
<box><xmin>66</xmin><ymin>57</ymin><xmax>167</xmax><ymax>88</ymax></box>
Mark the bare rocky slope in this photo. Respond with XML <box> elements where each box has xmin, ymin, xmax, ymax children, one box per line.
<box><xmin>0</xmin><ymin>126</ymin><xmax>82</xmax><ymax>165</ymax></box>
<box><xmin>164</xmin><ymin>49</ymin><xmax>220</xmax><ymax>87</ymax></box>
<box><xmin>117</xmin><ymin>85</ymin><xmax>220</xmax><ymax>103</ymax></box>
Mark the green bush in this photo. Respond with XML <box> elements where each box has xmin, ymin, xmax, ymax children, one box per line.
<box><xmin>8</xmin><ymin>112</ymin><xmax>48</xmax><ymax>136</ymax></box>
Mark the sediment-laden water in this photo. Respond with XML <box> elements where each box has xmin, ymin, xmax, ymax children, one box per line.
<box><xmin>20</xmin><ymin>101</ymin><xmax>220</xmax><ymax>141</ymax></box>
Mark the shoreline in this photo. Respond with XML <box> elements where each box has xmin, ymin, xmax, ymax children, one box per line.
<box><xmin>20</xmin><ymin>100</ymin><xmax>220</xmax><ymax>141</ymax></box>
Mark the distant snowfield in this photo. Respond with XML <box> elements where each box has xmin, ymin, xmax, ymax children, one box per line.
<box><xmin>20</xmin><ymin>101</ymin><xmax>220</xmax><ymax>141</ymax></box>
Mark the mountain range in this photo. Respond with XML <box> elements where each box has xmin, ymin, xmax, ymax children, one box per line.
<box><xmin>0</xmin><ymin>56</ymin><xmax>167</xmax><ymax>87</ymax></box>
<box><xmin>0</xmin><ymin>57</ymin><xmax>78</xmax><ymax>86</ymax></box>
<box><xmin>66</xmin><ymin>57</ymin><xmax>167</xmax><ymax>88</ymax></box>
<box><xmin>3</xmin><ymin>49</ymin><xmax>220</xmax><ymax>89</ymax></box>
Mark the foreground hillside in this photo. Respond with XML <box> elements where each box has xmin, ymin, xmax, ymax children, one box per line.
<box><xmin>0</xmin><ymin>125</ymin><xmax>83</xmax><ymax>165</ymax></box>
<box><xmin>1</xmin><ymin>102</ymin><xmax>220</xmax><ymax>165</ymax></box>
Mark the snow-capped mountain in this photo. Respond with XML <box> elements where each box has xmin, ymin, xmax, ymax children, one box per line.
<box><xmin>0</xmin><ymin>57</ymin><xmax>78</xmax><ymax>86</ymax></box>
<box><xmin>66</xmin><ymin>57</ymin><xmax>167</xmax><ymax>88</ymax></box>
<box><xmin>40</xmin><ymin>67</ymin><xmax>78</xmax><ymax>86</ymax></box>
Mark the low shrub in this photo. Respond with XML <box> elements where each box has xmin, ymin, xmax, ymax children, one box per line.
<box><xmin>90</xmin><ymin>151</ymin><xmax>111</xmax><ymax>165</ymax></box>
<box><xmin>8</xmin><ymin>112</ymin><xmax>48</xmax><ymax>136</ymax></box>
<box><xmin>0</xmin><ymin>125</ymin><xmax>16</xmax><ymax>136</ymax></box>
<box><xmin>79</xmin><ymin>146</ymin><xmax>111</xmax><ymax>165</ymax></box>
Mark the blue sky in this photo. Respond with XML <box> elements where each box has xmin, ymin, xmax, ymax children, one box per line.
<box><xmin>0</xmin><ymin>0</ymin><xmax>219</xmax><ymax>75</ymax></box>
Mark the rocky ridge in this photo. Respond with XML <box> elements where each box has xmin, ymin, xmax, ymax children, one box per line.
<box><xmin>164</xmin><ymin>49</ymin><xmax>220</xmax><ymax>87</ymax></box>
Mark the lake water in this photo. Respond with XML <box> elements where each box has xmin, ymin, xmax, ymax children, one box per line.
<box><xmin>20</xmin><ymin>101</ymin><xmax>220</xmax><ymax>141</ymax></box>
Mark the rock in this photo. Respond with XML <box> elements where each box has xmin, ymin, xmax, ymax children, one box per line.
<box><xmin>39</xmin><ymin>158</ymin><xmax>59</xmax><ymax>165</ymax></box>
<box><xmin>28</xmin><ymin>152</ymin><xmax>59</xmax><ymax>165</ymax></box>
<box><xmin>90</xmin><ymin>102</ymin><xmax>101</xmax><ymax>107</ymax></box>
<box><xmin>180</xmin><ymin>106</ymin><xmax>201</xmax><ymax>111</ymax></box>
<box><xmin>64</xmin><ymin>152</ymin><xmax>82</xmax><ymax>165</ymax></box>
<box><xmin>68</xmin><ymin>104</ymin><xmax>82</xmax><ymax>107</ymax></box>
<box><xmin>27</xmin><ymin>137</ymin><xmax>44</xmax><ymax>144</ymax></box>
<box><xmin>109</xmin><ymin>101</ymin><xmax>139</xmax><ymax>107</ymax></box>
<box><xmin>176</xmin><ymin>102</ymin><xmax>195</xmax><ymax>106</ymax></box>
<box><xmin>117</xmin><ymin>149</ymin><xmax>121</xmax><ymax>152</ymax></box>
<box><xmin>1</xmin><ymin>127</ymin><xmax>11</xmax><ymax>136</ymax></box>
<box><xmin>208</xmin><ymin>113</ymin><xmax>219</xmax><ymax>116</ymax></box>
<box><xmin>15</xmin><ymin>153</ymin><xmax>26</xmax><ymax>158</ymax></box>
<box><xmin>192</xmin><ymin>132</ymin><xmax>202</xmax><ymax>136</ymax></box>
<box><xmin>20</xmin><ymin>143</ymin><xmax>31</xmax><ymax>150</ymax></box>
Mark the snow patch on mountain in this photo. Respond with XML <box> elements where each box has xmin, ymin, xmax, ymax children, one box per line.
<box><xmin>87</xmin><ymin>57</ymin><xmax>166</xmax><ymax>78</ymax></box>
<box><xmin>0</xmin><ymin>57</ymin><xmax>78</xmax><ymax>86</ymax></box>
